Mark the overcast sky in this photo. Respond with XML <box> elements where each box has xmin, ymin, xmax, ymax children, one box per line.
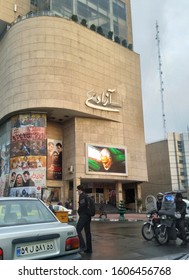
<box><xmin>131</xmin><ymin>0</ymin><xmax>189</xmax><ymax>143</ymax></box>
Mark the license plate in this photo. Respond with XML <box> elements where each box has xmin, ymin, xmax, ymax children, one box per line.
<box><xmin>16</xmin><ymin>240</ymin><xmax>54</xmax><ymax>257</ymax></box>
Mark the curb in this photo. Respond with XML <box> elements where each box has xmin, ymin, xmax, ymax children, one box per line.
<box><xmin>92</xmin><ymin>217</ymin><xmax>146</xmax><ymax>222</ymax></box>
<box><xmin>71</xmin><ymin>214</ymin><xmax>147</xmax><ymax>223</ymax></box>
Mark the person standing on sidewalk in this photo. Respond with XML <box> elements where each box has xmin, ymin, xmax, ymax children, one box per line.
<box><xmin>99</xmin><ymin>199</ymin><xmax>107</xmax><ymax>219</ymax></box>
<box><xmin>76</xmin><ymin>184</ymin><xmax>92</xmax><ymax>253</ymax></box>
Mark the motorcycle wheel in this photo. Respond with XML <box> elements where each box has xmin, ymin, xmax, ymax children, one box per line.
<box><xmin>155</xmin><ymin>225</ymin><xmax>169</xmax><ymax>245</ymax></box>
<box><xmin>141</xmin><ymin>222</ymin><xmax>154</xmax><ymax>241</ymax></box>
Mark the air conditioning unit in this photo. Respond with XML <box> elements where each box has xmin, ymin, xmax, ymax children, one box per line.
<box><xmin>68</xmin><ymin>165</ymin><xmax>74</xmax><ymax>173</ymax></box>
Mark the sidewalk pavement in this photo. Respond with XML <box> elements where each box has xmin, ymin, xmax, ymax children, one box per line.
<box><xmin>92</xmin><ymin>212</ymin><xmax>147</xmax><ymax>222</ymax></box>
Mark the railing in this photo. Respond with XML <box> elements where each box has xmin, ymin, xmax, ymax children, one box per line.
<box><xmin>1</xmin><ymin>11</ymin><xmax>132</xmax><ymax>50</ymax></box>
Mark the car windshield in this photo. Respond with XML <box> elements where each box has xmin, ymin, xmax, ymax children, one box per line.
<box><xmin>0</xmin><ymin>199</ymin><xmax>57</xmax><ymax>227</ymax></box>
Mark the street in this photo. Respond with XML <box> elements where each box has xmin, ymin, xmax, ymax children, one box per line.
<box><xmin>81</xmin><ymin>220</ymin><xmax>189</xmax><ymax>260</ymax></box>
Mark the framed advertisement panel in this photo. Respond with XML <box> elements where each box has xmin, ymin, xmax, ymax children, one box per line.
<box><xmin>47</xmin><ymin>139</ymin><xmax>62</xmax><ymax>180</ymax></box>
<box><xmin>86</xmin><ymin>143</ymin><xmax>128</xmax><ymax>176</ymax></box>
<box><xmin>8</xmin><ymin>113</ymin><xmax>47</xmax><ymax>198</ymax></box>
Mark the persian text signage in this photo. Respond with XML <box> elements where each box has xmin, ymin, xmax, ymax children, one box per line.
<box><xmin>85</xmin><ymin>89</ymin><xmax>121</xmax><ymax>112</ymax></box>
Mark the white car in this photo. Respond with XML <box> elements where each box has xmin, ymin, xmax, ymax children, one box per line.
<box><xmin>0</xmin><ymin>197</ymin><xmax>81</xmax><ymax>260</ymax></box>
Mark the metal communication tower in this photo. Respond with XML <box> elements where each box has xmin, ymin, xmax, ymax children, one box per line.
<box><xmin>155</xmin><ymin>21</ymin><xmax>167</xmax><ymax>139</ymax></box>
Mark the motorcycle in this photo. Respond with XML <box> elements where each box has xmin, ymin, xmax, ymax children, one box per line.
<box><xmin>155</xmin><ymin>193</ymin><xmax>189</xmax><ymax>245</ymax></box>
<box><xmin>141</xmin><ymin>195</ymin><xmax>160</xmax><ymax>241</ymax></box>
<box><xmin>142</xmin><ymin>209</ymin><xmax>160</xmax><ymax>241</ymax></box>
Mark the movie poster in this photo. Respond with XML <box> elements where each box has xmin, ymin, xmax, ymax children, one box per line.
<box><xmin>9</xmin><ymin>168</ymin><xmax>46</xmax><ymax>198</ymax></box>
<box><xmin>47</xmin><ymin>139</ymin><xmax>62</xmax><ymax>180</ymax></box>
<box><xmin>9</xmin><ymin>113</ymin><xmax>47</xmax><ymax>197</ymax></box>
<box><xmin>0</xmin><ymin>143</ymin><xmax>10</xmax><ymax>197</ymax></box>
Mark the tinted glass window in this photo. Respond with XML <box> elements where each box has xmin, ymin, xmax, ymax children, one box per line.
<box><xmin>37</xmin><ymin>0</ymin><xmax>50</xmax><ymax>11</ymax></box>
<box><xmin>78</xmin><ymin>2</ymin><xmax>89</xmax><ymax>18</ymax></box>
<box><xmin>88</xmin><ymin>0</ymin><xmax>98</xmax><ymax>6</ymax></box>
<box><xmin>99</xmin><ymin>0</ymin><xmax>109</xmax><ymax>11</ymax></box>
<box><xmin>113</xmin><ymin>1</ymin><xmax>126</xmax><ymax>21</ymax></box>
<box><xmin>63</xmin><ymin>0</ymin><xmax>73</xmax><ymax>10</ymax></box>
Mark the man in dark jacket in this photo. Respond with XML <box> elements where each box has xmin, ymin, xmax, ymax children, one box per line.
<box><xmin>76</xmin><ymin>184</ymin><xmax>92</xmax><ymax>253</ymax></box>
<box><xmin>156</xmin><ymin>192</ymin><xmax>163</xmax><ymax>211</ymax></box>
<box><xmin>175</xmin><ymin>193</ymin><xmax>187</xmax><ymax>245</ymax></box>
<box><xmin>23</xmin><ymin>170</ymin><xmax>35</xmax><ymax>187</ymax></box>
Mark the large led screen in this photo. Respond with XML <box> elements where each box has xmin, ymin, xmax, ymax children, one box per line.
<box><xmin>86</xmin><ymin>144</ymin><xmax>127</xmax><ymax>175</ymax></box>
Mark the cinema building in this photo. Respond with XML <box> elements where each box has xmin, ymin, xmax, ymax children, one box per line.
<box><xmin>0</xmin><ymin>0</ymin><xmax>147</xmax><ymax>211</ymax></box>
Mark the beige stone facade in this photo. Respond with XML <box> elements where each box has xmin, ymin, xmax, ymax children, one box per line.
<box><xmin>141</xmin><ymin>140</ymin><xmax>172</xmax><ymax>209</ymax></box>
<box><xmin>141</xmin><ymin>133</ymin><xmax>189</xmax><ymax>209</ymax></box>
<box><xmin>0</xmin><ymin>0</ymin><xmax>30</xmax><ymax>24</ymax></box>
<box><xmin>0</xmin><ymin>1</ymin><xmax>147</xmax><ymax>211</ymax></box>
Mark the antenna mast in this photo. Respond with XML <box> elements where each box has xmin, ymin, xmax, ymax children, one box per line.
<box><xmin>155</xmin><ymin>21</ymin><xmax>167</xmax><ymax>139</ymax></box>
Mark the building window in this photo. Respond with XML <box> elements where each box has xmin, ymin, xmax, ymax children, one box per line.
<box><xmin>99</xmin><ymin>0</ymin><xmax>109</xmax><ymax>12</ymax></box>
<box><xmin>113</xmin><ymin>21</ymin><xmax>119</xmax><ymax>37</ymax></box>
<box><xmin>63</xmin><ymin>0</ymin><xmax>73</xmax><ymax>10</ymax></box>
<box><xmin>179</xmin><ymin>155</ymin><xmax>183</xmax><ymax>164</ymax></box>
<box><xmin>88</xmin><ymin>0</ymin><xmax>98</xmax><ymax>6</ymax></box>
<box><xmin>78</xmin><ymin>1</ymin><xmax>89</xmax><ymax>18</ymax></box>
<box><xmin>177</xmin><ymin>141</ymin><xmax>183</xmax><ymax>152</ymax></box>
<box><xmin>34</xmin><ymin>0</ymin><xmax>128</xmax><ymax>41</ymax></box>
<box><xmin>52</xmin><ymin>0</ymin><xmax>73</xmax><ymax>17</ymax></box>
<box><xmin>181</xmin><ymin>179</ymin><xmax>188</xmax><ymax>188</ymax></box>
<box><xmin>180</xmin><ymin>168</ymin><xmax>185</xmax><ymax>176</ymax></box>
<box><xmin>113</xmin><ymin>0</ymin><xmax>126</xmax><ymax>21</ymax></box>
<box><xmin>99</xmin><ymin>15</ymin><xmax>110</xmax><ymax>37</ymax></box>
<box><xmin>37</xmin><ymin>0</ymin><xmax>50</xmax><ymax>11</ymax></box>
<box><xmin>31</xmin><ymin>0</ymin><xmax>37</xmax><ymax>6</ymax></box>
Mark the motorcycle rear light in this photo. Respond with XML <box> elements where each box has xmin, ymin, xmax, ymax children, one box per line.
<box><xmin>65</xmin><ymin>236</ymin><xmax>80</xmax><ymax>251</ymax></box>
<box><xmin>161</xmin><ymin>215</ymin><xmax>167</xmax><ymax>219</ymax></box>
<box><xmin>0</xmin><ymin>248</ymin><xmax>3</xmax><ymax>260</ymax></box>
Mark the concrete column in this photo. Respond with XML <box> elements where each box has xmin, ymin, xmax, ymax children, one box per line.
<box><xmin>73</xmin><ymin>0</ymin><xmax>77</xmax><ymax>14</ymax></box>
<box><xmin>135</xmin><ymin>183</ymin><xmax>142</xmax><ymax>213</ymax></box>
<box><xmin>109</xmin><ymin>0</ymin><xmax>114</xmax><ymax>32</ymax></box>
<box><xmin>73</xmin><ymin>177</ymin><xmax>81</xmax><ymax>212</ymax></box>
<box><xmin>115</xmin><ymin>181</ymin><xmax>123</xmax><ymax>207</ymax></box>
<box><xmin>62</xmin><ymin>180</ymin><xmax>69</xmax><ymax>203</ymax></box>
<box><xmin>136</xmin><ymin>183</ymin><xmax>142</xmax><ymax>199</ymax></box>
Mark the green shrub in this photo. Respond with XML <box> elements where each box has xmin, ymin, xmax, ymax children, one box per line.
<box><xmin>71</xmin><ymin>14</ymin><xmax>78</xmax><ymax>22</ymax></box>
<box><xmin>81</xmin><ymin>18</ymin><xmax>87</xmax><ymax>27</ymax></box>
<box><xmin>107</xmin><ymin>31</ymin><xmax>113</xmax><ymax>40</ymax></box>
<box><xmin>128</xmin><ymin>43</ymin><xmax>133</xmax><ymax>50</ymax></box>
<box><xmin>122</xmin><ymin>39</ymin><xmax>127</xmax><ymax>47</ymax></box>
<box><xmin>97</xmin><ymin>26</ymin><xmax>104</xmax><ymax>36</ymax></box>
<box><xmin>114</xmin><ymin>36</ymin><xmax>120</xmax><ymax>44</ymax></box>
<box><xmin>90</xmin><ymin>24</ymin><xmax>96</xmax><ymax>31</ymax></box>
